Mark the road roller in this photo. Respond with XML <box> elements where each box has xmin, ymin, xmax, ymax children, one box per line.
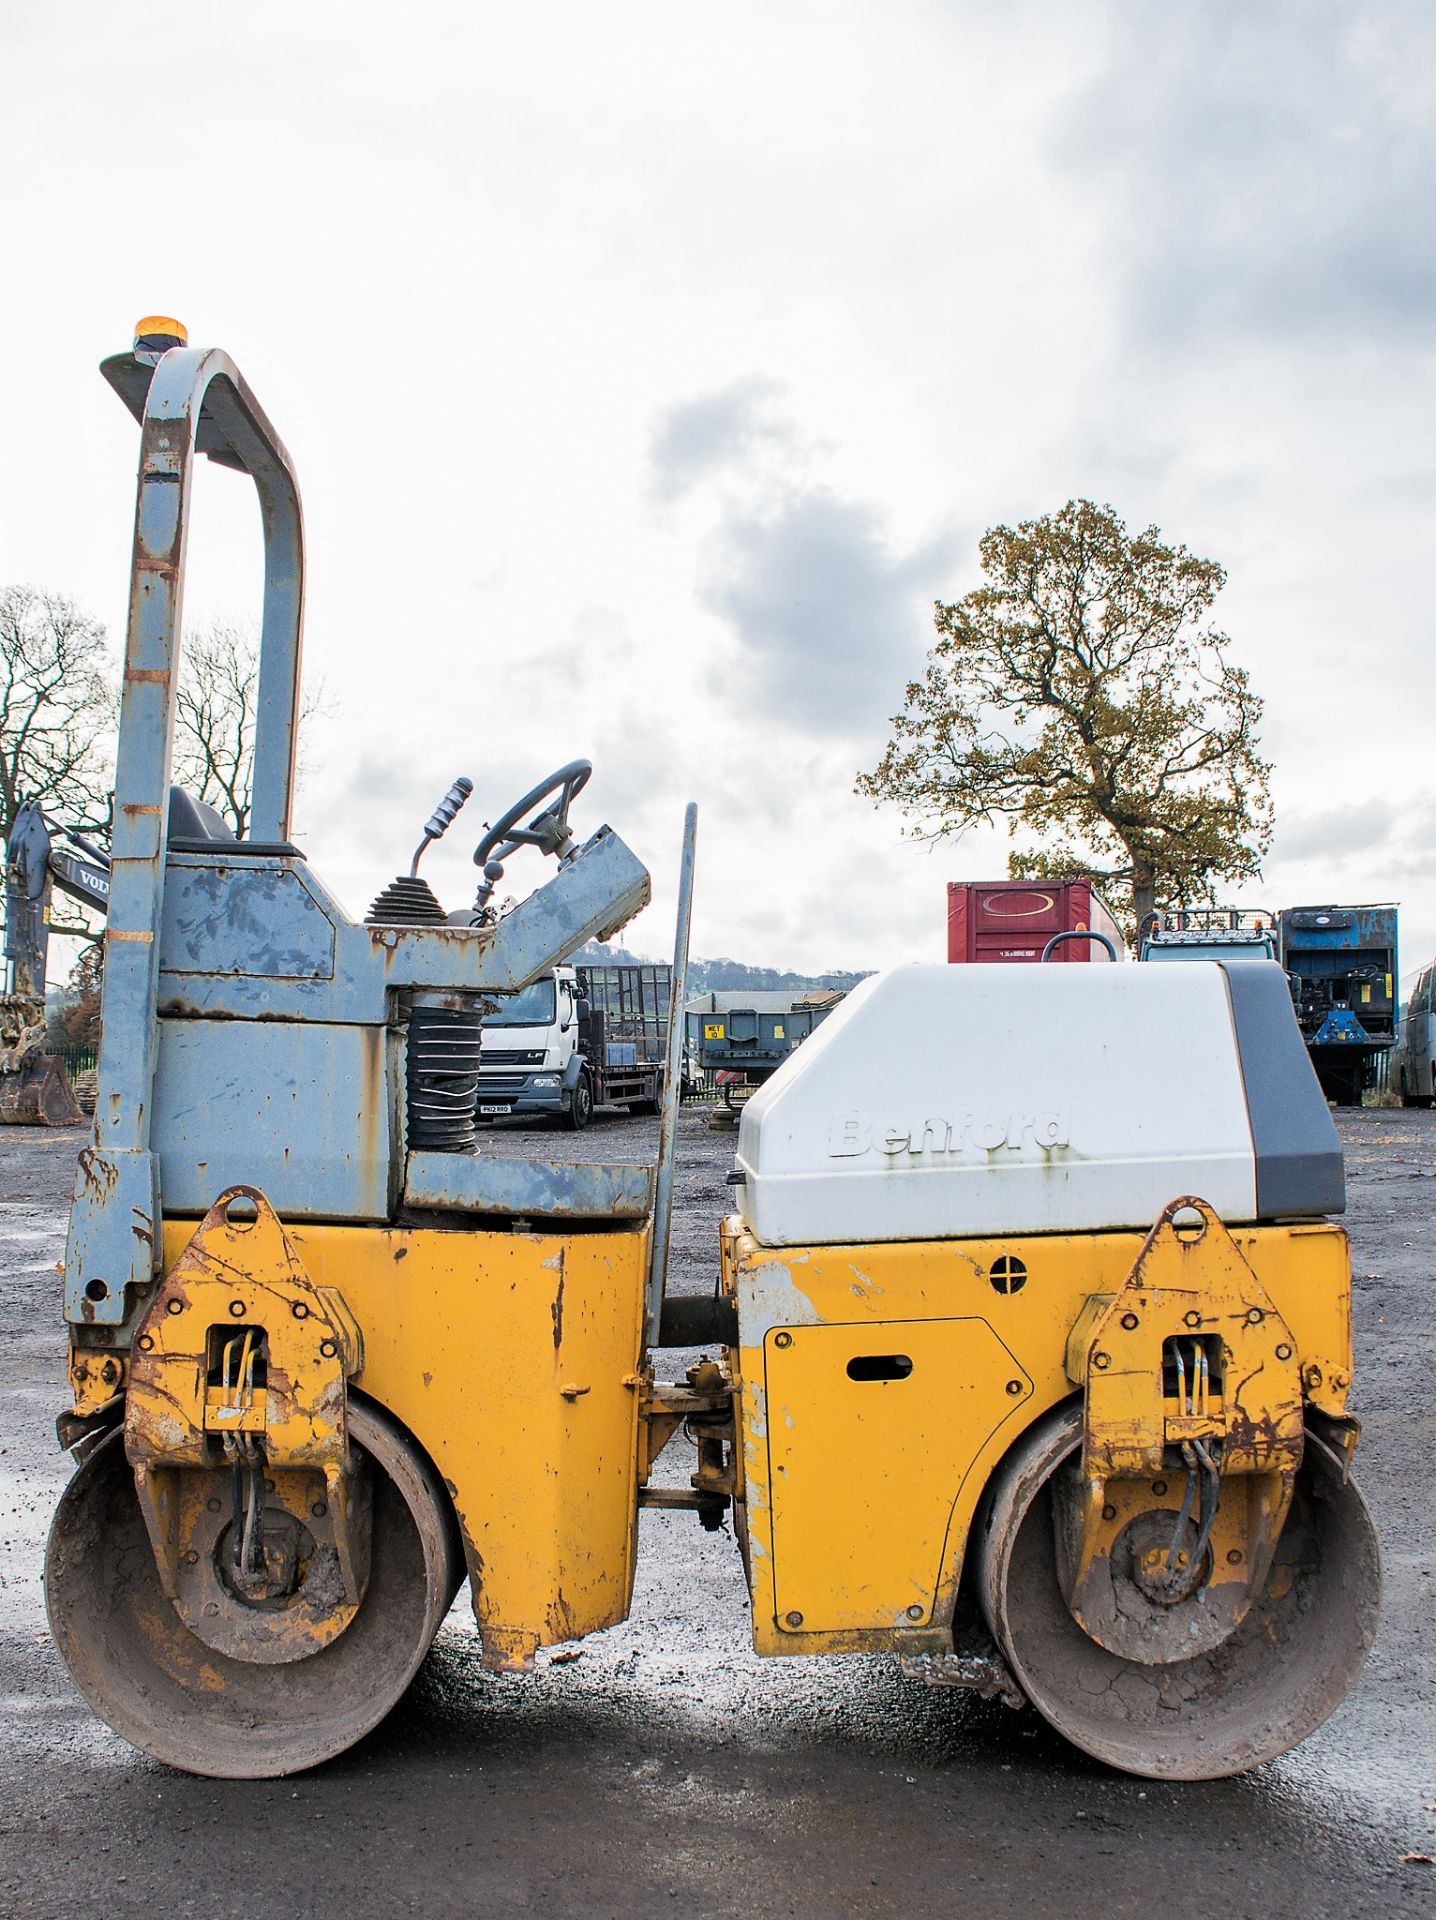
<box><xmin>46</xmin><ymin>324</ymin><xmax>1380</xmax><ymax>1782</ymax></box>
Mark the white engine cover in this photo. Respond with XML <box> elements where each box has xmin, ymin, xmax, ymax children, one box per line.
<box><xmin>735</xmin><ymin>963</ymin><xmax>1283</xmax><ymax>1247</ymax></box>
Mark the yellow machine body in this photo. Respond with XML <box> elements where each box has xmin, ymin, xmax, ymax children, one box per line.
<box><xmin>108</xmin><ymin>1197</ymin><xmax>1353</xmax><ymax>1673</ymax></box>
<box><xmin>152</xmin><ymin>1212</ymin><xmax>651</xmax><ymax>1672</ymax></box>
<box><xmin>720</xmin><ymin>1208</ymin><xmax>1353</xmax><ymax>1658</ymax></box>
<box><xmin>52</xmin><ymin>1178</ymin><xmax>1378</xmax><ymax>1782</ymax></box>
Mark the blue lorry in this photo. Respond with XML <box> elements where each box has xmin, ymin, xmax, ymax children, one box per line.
<box><xmin>1277</xmin><ymin>903</ymin><xmax>1398</xmax><ymax>1106</ymax></box>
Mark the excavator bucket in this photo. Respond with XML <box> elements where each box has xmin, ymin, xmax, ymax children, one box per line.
<box><xmin>0</xmin><ymin>1052</ymin><xmax>82</xmax><ymax>1126</ymax></box>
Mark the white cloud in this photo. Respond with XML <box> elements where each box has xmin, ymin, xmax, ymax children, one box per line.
<box><xmin>647</xmin><ymin>378</ymin><xmax>790</xmax><ymax>503</ymax></box>
<box><xmin>699</xmin><ymin>490</ymin><xmax>953</xmax><ymax>735</ymax></box>
<box><xmin>1275</xmin><ymin>801</ymin><xmax>1397</xmax><ymax>865</ymax></box>
<box><xmin>2</xmin><ymin>1</ymin><xmax>1432</xmax><ymax>976</ymax></box>
<box><xmin>1059</xmin><ymin>2</ymin><xmax>1436</xmax><ymax>349</ymax></box>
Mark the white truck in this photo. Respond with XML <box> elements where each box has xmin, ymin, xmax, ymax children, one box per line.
<box><xmin>477</xmin><ymin>961</ymin><xmax>671</xmax><ymax>1128</ymax></box>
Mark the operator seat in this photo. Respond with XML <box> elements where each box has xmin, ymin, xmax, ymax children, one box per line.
<box><xmin>166</xmin><ymin>787</ymin><xmax>237</xmax><ymax>844</ymax></box>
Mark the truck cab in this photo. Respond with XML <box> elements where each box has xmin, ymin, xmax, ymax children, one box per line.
<box><xmin>1138</xmin><ymin>908</ymin><xmax>1278</xmax><ymax>965</ymax></box>
<box><xmin>477</xmin><ymin>960</ymin><xmax>670</xmax><ymax>1127</ymax></box>
<box><xmin>476</xmin><ymin>967</ymin><xmax>583</xmax><ymax>1124</ymax></box>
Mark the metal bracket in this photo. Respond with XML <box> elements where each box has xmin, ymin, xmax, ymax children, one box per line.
<box><xmin>638</xmin><ymin>1364</ymin><xmax>735</xmax><ymax>1528</ymax></box>
<box><xmin>1059</xmin><ymin>1196</ymin><xmax>1305</xmax><ymax>1663</ymax></box>
<box><xmin>123</xmin><ymin>1185</ymin><xmax>370</xmax><ymax>1664</ymax></box>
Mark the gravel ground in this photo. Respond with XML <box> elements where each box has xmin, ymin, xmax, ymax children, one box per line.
<box><xmin>0</xmin><ymin>1105</ymin><xmax>1432</xmax><ymax>1920</ymax></box>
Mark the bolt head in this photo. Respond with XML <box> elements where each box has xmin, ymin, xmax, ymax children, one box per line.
<box><xmin>137</xmin><ymin>1334</ymin><xmax>154</xmax><ymax>1352</ymax></box>
<box><xmin>166</xmin><ymin>1299</ymin><xmax>184</xmax><ymax>1315</ymax></box>
<box><xmin>1093</xmin><ymin>1352</ymin><xmax>1110</xmax><ymax>1370</ymax></box>
<box><xmin>1101</xmin><ymin>1503</ymin><xmax>1117</xmax><ymax>1522</ymax></box>
<box><xmin>1275</xmin><ymin>1343</ymin><xmax>1292</xmax><ymax>1361</ymax></box>
<box><xmin>291</xmin><ymin>1301</ymin><xmax>310</xmax><ymax>1320</ymax></box>
<box><xmin>1120</xmin><ymin>1312</ymin><xmax>1139</xmax><ymax>1331</ymax></box>
<box><xmin>1184</xmin><ymin>1311</ymin><xmax>1201</xmax><ymax>1329</ymax></box>
<box><xmin>906</xmin><ymin>1604</ymin><xmax>924</xmax><ymax>1621</ymax></box>
<box><xmin>228</xmin><ymin>1300</ymin><xmax>246</xmax><ymax>1319</ymax></box>
<box><xmin>774</xmin><ymin>1331</ymin><xmax>792</xmax><ymax>1349</ymax></box>
<box><xmin>785</xmin><ymin>1610</ymin><xmax>803</xmax><ymax>1629</ymax></box>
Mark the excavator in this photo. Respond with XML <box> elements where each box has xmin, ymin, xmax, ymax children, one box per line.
<box><xmin>42</xmin><ymin>320</ymin><xmax>1381</xmax><ymax>1784</ymax></box>
<box><xmin>1</xmin><ymin>801</ymin><xmax>111</xmax><ymax>1124</ymax></box>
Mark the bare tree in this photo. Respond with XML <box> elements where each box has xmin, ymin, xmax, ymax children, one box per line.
<box><xmin>173</xmin><ymin>620</ymin><xmax>260</xmax><ymax>835</ymax></box>
<box><xmin>0</xmin><ymin>587</ymin><xmax>114</xmax><ymax>948</ymax></box>
<box><xmin>0</xmin><ymin>586</ymin><xmax>114</xmax><ymax>843</ymax></box>
<box><xmin>173</xmin><ymin>619</ymin><xmax>328</xmax><ymax>836</ymax></box>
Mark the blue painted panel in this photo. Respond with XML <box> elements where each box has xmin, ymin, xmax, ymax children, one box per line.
<box><xmin>63</xmin><ymin>1148</ymin><xmax>160</xmax><ymax>1325</ymax></box>
<box><xmin>155</xmin><ymin>827</ymin><xmax>650</xmax><ymax>1022</ymax></box>
<box><xmin>405</xmin><ymin>1150</ymin><xmax>652</xmax><ymax>1222</ymax></box>
<box><xmin>161</xmin><ymin>863</ymin><xmax>336</xmax><ymax>978</ymax></box>
<box><xmin>1314</xmin><ymin>1008</ymin><xmax>1372</xmax><ymax>1046</ymax></box>
<box><xmin>152</xmin><ymin>1020</ymin><xmax>400</xmax><ymax>1221</ymax></box>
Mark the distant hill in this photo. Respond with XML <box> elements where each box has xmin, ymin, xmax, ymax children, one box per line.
<box><xmin>574</xmin><ymin>942</ymin><xmax>870</xmax><ymax>996</ymax></box>
<box><xmin>685</xmin><ymin>956</ymin><xmax>871</xmax><ymax>995</ymax></box>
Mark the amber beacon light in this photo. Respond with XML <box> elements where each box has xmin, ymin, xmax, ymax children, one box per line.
<box><xmin>132</xmin><ymin>315</ymin><xmax>188</xmax><ymax>365</ymax></box>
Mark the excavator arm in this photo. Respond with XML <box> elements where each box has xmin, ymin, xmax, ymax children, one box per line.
<box><xmin>2</xmin><ymin>801</ymin><xmax>110</xmax><ymax>1124</ymax></box>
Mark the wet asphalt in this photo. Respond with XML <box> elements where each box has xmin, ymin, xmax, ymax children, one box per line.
<box><xmin>0</xmin><ymin>1106</ymin><xmax>1432</xmax><ymax>1919</ymax></box>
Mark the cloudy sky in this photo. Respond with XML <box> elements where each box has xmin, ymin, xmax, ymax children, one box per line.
<box><xmin>3</xmin><ymin>2</ymin><xmax>1433</xmax><ymax>975</ymax></box>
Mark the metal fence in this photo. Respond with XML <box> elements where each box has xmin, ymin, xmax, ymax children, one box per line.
<box><xmin>44</xmin><ymin>1036</ymin><xmax>98</xmax><ymax>1079</ymax></box>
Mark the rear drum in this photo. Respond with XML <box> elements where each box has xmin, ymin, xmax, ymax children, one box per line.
<box><xmin>45</xmin><ymin>1400</ymin><xmax>462</xmax><ymax>1779</ymax></box>
<box><xmin>975</xmin><ymin>1404</ymin><xmax>1381</xmax><ymax>1780</ymax></box>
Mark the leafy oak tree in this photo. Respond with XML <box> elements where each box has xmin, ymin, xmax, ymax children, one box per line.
<box><xmin>857</xmin><ymin>499</ymin><xmax>1272</xmax><ymax>925</ymax></box>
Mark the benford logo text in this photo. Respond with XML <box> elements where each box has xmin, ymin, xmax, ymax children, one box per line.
<box><xmin>827</xmin><ymin>1111</ymin><xmax>1070</xmax><ymax>1157</ymax></box>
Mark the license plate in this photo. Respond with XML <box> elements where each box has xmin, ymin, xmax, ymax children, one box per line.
<box><xmin>478</xmin><ymin>1104</ymin><xmax>511</xmax><ymax>1115</ymax></box>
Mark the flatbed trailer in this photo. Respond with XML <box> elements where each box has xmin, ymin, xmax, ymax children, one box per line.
<box><xmin>577</xmin><ymin>962</ymin><xmax>670</xmax><ymax>1110</ymax></box>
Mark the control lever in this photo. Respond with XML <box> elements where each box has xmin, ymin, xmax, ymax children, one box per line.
<box><xmin>411</xmin><ymin>778</ymin><xmax>474</xmax><ymax>877</ymax></box>
<box><xmin>365</xmin><ymin>777</ymin><xmax>476</xmax><ymax>928</ymax></box>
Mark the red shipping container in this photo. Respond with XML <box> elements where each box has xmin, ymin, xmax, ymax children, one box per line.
<box><xmin>946</xmin><ymin>880</ymin><xmax>1125</xmax><ymax>964</ymax></box>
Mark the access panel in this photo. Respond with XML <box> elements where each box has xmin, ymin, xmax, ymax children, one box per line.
<box><xmin>763</xmin><ymin>1317</ymin><xmax>1028</xmax><ymax>1634</ymax></box>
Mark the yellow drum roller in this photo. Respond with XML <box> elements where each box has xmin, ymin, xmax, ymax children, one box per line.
<box><xmin>46</xmin><ymin>323</ymin><xmax>1378</xmax><ymax>1781</ymax></box>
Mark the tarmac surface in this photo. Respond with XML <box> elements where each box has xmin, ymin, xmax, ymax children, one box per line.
<box><xmin>0</xmin><ymin>1104</ymin><xmax>1432</xmax><ymax>1919</ymax></box>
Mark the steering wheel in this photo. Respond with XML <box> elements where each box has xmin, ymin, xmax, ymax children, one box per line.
<box><xmin>472</xmin><ymin>759</ymin><xmax>592</xmax><ymax>910</ymax></box>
